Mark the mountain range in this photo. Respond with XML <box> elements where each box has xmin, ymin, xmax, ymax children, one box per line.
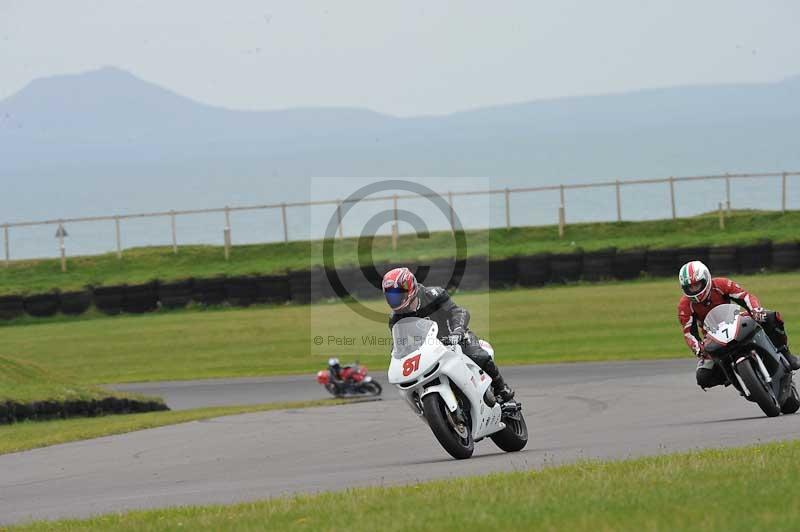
<box><xmin>1</xmin><ymin>67</ymin><xmax>799</xmax><ymax>219</ymax></box>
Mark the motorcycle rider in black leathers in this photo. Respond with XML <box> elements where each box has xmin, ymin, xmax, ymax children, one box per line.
<box><xmin>382</xmin><ymin>267</ymin><xmax>515</xmax><ymax>402</ymax></box>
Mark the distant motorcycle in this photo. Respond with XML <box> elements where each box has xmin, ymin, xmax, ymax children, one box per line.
<box><xmin>388</xmin><ymin>317</ymin><xmax>527</xmax><ymax>459</ymax></box>
<box><xmin>704</xmin><ymin>303</ymin><xmax>800</xmax><ymax>417</ymax></box>
<box><xmin>316</xmin><ymin>363</ymin><xmax>382</xmax><ymax>398</ymax></box>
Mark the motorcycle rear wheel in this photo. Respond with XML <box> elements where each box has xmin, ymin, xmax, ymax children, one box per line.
<box><xmin>737</xmin><ymin>358</ymin><xmax>781</xmax><ymax>417</ymax></box>
<box><xmin>361</xmin><ymin>381</ymin><xmax>382</xmax><ymax>397</ymax></box>
<box><xmin>422</xmin><ymin>394</ymin><xmax>474</xmax><ymax>459</ymax></box>
<box><xmin>490</xmin><ymin>411</ymin><xmax>529</xmax><ymax>452</ymax></box>
<box><xmin>781</xmin><ymin>382</ymin><xmax>800</xmax><ymax>414</ymax></box>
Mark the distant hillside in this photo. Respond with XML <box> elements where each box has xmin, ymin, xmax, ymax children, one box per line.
<box><xmin>1</xmin><ymin>67</ymin><xmax>799</xmax><ymax>219</ymax></box>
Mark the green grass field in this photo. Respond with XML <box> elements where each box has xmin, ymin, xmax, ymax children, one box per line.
<box><xmin>3</xmin><ymin>272</ymin><xmax>798</xmax><ymax>384</ymax></box>
<box><xmin>0</xmin><ymin>355</ymin><xmax>133</xmax><ymax>403</ymax></box>
<box><xmin>13</xmin><ymin>439</ymin><xmax>800</xmax><ymax>531</ymax></box>
<box><xmin>0</xmin><ymin>398</ymin><xmax>348</xmax><ymax>455</ymax></box>
<box><xmin>1</xmin><ymin>210</ymin><xmax>797</xmax><ymax>295</ymax></box>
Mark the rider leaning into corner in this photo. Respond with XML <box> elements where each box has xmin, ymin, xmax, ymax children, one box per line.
<box><xmin>678</xmin><ymin>260</ymin><xmax>800</xmax><ymax>389</ymax></box>
<box><xmin>381</xmin><ymin>267</ymin><xmax>515</xmax><ymax>402</ymax></box>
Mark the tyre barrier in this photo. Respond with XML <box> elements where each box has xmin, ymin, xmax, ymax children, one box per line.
<box><xmin>676</xmin><ymin>246</ymin><xmax>710</xmax><ymax>270</ymax></box>
<box><xmin>192</xmin><ymin>277</ymin><xmax>227</xmax><ymax>306</ymax></box>
<box><xmin>225</xmin><ymin>276</ymin><xmax>259</xmax><ymax>307</ymax></box>
<box><xmin>489</xmin><ymin>257</ymin><xmax>519</xmax><ymax>289</ymax></box>
<box><xmin>288</xmin><ymin>269</ymin><xmax>312</xmax><ymax>305</ymax></box>
<box><xmin>0</xmin><ymin>295</ymin><xmax>24</xmax><ymax>320</ymax></box>
<box><xmin>582</xmin><ymin>248</ymin><xmax>617</xmax><ymax>282</ymax></box>
<box><xmin>23</xmin><ymin>293</ymin><xmax>61</xmax><ymax>318</ymax></box>
<box><xmin>708</xmin><ymin>246</ymin><xmax>738</xmax><ymax>275</ymax></box>
<box><xmin>60</xmin><ymin>290</ymin><xmax>92</xmax><ymax>315</ymax></box>
<box><xmin>255</xmin><ymin>275</ymin><xmax>291</xmax><ymax>303</ymax></box>
<box><xmin>646</xmin><ymin>248</ymin><xmax>679</xmax><ymax>278</ymax></box>
<box><xmin>123</xmin><ymin>282</ymin><xmax>159</xmax><ymax>313</ymax></box>
<box><xmin>93</xmin><ymin>286</ymin><xmax>125</xmax><ymax>315</ymax></box>
<box><xmin>738</xmin><ymin>241</ymin><xmax>772</xmax><ymax>274</ymax></box>
<box><xmin>456</xmin><ymin>256</ymin><xmax>489</xmax><ymax>291</ymax></box>
<box><xmin>158</xmin><ymin>279</ymin><xmax>194</xmax><ymax>309</ymax></box>
<box><xmin>517</xmin><ymin>254</ymin><xmax>551</xmax><ymax>286</ymax></box>
<box><xmin>549</xmin><ymin>252</ymin><xmax>583</xmax><ymax>284</ymax></box>
<box><xmin>7</xmin><ymin>239</ymin><xmax>800</xmax><ymax>321</ymax></box>
<box><xmin>612</xmin><ymin>249</ymin><xmax>646</xmax><ymax>280</ymax></box>
<box><xmin>0</xmin><ymin>397</ymin><xmax>169</xmax><ymax>425</ymax></box>
<box><xmin>771</xmin><ymin>242</ymin><xmax>800</xmax><ymax>272</ymax></box>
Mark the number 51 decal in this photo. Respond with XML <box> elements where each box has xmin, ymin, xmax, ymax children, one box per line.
<box><xmin>402</xmin><ymin>354</ymin><xmax>422</xmax><ymax>376</ymax></box>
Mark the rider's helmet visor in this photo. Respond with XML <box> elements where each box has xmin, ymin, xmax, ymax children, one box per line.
<box><xmin>385</xmin><ymin>287</ymin><xmax>409</xmax><ymax>310</ymax></box>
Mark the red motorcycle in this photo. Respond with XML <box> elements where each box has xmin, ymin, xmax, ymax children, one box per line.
<box><xmin>316</xmin><ymin>362</ymin><xmax>382</xmax><ymax>398</ymax></box>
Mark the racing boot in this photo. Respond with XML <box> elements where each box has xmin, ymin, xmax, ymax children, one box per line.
<box><xmin>779</xmin><ymin>346</ymin><xmax>800</xmax><ymax>371</ymax></box>
<box><xmin>485</xmin><ymin>359</ymin><xmax>515</xmax><ymax>402</ymax></box>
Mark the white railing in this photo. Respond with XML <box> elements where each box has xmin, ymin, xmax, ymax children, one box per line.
<box><xmin>2</xmin><ymin>171</ymin><xmax>797</xmax><ymax>269</ymax></box>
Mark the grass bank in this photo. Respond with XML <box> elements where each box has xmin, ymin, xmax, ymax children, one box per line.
<box><xmin>1</xmin><ymin>210</ymin><xmax>797</xmax><ymax>295</ymax></box>
<box><xmin>3</xmin><ymin>272</ymin><xmax>798</xmax><ymax>384</ymax></box>
<box><xmin>0</xmin><ymin>355</ymin><xmax>166</xmax><ymax>423</ymax></box>
<box><xmin>14</xmin><ymin>439</ymin><xmax>800</xmax><ymax>531</ymax></box>
<box><xmin>0</xmin><ymin>398</ymin><xmax>348</xmax><ymax>455</ymax></box>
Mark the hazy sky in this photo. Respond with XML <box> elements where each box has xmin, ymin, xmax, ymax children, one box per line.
<box><xmin>1</xmin><ymin>1</ymin><xmax>799</xmax><ymax>115</ymax></box>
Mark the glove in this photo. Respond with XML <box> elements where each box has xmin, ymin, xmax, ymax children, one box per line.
<box><xmin>751</xmin><ymin>307</ymin><xmax>768</xmax><ymax>322</ymax></box>
<box><xmin>443</xmin><ymin>333</ymin><xmax>463</xmax><ymax>346</ymax></box>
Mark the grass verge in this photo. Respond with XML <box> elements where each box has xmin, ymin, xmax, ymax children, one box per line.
<box><xmin>2</xmin><ymin>272</ymin><xmax>798</xmax><ymax>384</ymax></box>
<box><xmin>0</xmin><ymin>209</ymin><xmax>797</xmax><ymax>295</ymax></box>
<box><xmin>0</xmin><ymin>398</ymin><xmax>348</xmax><ymax>456</ymax></box>
<box><xmin>12</xmin><ymin>439</ymin><xmax>800</xmax><ymax>531</ymax></box>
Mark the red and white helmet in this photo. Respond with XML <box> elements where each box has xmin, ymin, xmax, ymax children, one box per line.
<box><xmin>679</xmin><ymin>260</ymin><xmax>712</xmax><ymax>302</ymax></box>
<box><xmin>382</xmin><ymin>267</ymin><xmax>419</xmax><ymax>311</ymax></box>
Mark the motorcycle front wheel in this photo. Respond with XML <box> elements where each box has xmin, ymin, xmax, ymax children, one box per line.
<box><xmin>422</xmin><ymin>394</ymin><xmax>474</xmax><ymax>459</ymax></box>
<box><xmin>737</xmin><ymin>358</ymin><xmax>780</xmax><ymax>417</ymax></box>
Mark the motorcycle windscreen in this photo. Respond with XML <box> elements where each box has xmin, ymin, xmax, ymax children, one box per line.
<box><xmin>392</xmin><ymin>317</ymin><xmax>436</xmax><ymax>359</ymax></box>
<box><xmin>703</xmin><ymin>303</ymin><xmax>742</xmax><ymax>344</ymax></box>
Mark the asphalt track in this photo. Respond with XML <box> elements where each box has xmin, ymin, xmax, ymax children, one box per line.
<box><xmin>4</xmin><ymin>358</ymin><xmax>800</xmax><ymax>525</ymax></box>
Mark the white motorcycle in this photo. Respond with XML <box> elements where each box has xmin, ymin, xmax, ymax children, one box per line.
<box><xmin>388</xmin><ymin>317</ymin><xmax>527</xmax><ymax>459</ymax></box>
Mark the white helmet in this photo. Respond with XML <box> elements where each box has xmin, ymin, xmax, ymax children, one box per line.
<box><xmin>679</xmin><ymin>261</ymin><xmax>712</xmax><ymax>302</ymax></box>
<box><xmin>328</xmin><ymin>357</ymin><xmax>340</xmax><ymax>367</ymax></box>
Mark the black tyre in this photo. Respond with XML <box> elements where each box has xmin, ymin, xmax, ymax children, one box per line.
<box><xmin>324</xmin><ymin>383</ymin><xmax>341</xmax><ymax>397</ymax></box>
<box><xmin>361</xmin><ymin>381</ymin><xmax>382</xmax><ymax>397</ymax></box>
<box><xmin>490</xmin><ymin>411</ymin><xmax>529</xmax><ymax>452</ymax></box>
<box><xmin>781</xmin><ymin>382</ymin><xmax>800</xmax><ymax>414</ymax></box>
<box><xmin>737</xmin><ymin>358</ymin><xmax>780</xmax><ymax>417</ymax></box>
<box><xmin>422</xmin><ymin>393</ymin><xmax>474</xmax><ymax>459</ymax></box>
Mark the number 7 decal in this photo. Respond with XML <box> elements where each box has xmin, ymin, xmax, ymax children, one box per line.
<box><xmin>402</xmin><ymin>354</ymin><xmax>422</xmax><ymax>376</ymax></box>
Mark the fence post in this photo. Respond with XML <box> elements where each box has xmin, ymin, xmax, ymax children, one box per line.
<box><xmin>558</xmin><ymin>206</ymin><xmax>565</xmax><ymax>238</ymax></box>
<box><xmin>504</xmin><ymin>188</ymin><xmax>511</xmax><ymax>229</ymax></box>
<box><xmin>392</xmin><ymin>194</ymin><xmax>399</xmax><ymax>251</ymax></box>
<box><xmin>336</xmin><ymin>200</ymin><xmax>344</xmax><ymax>239</ymax></box>
<box><xmin>224</xmin><ymin>206</ymin><xmax>231</xmax><ymax>260</ymax></box>
<box><xmin>114</xmin><ymin>216</ymin><xmax>122</xmax><ymax>259</ymax></box>
<box><xmin>448</xmin><ymin>191</ymin><xmax>455</xmax><ymax>234</ymax></box>
<box><xmin>782</xmin><ymin>172</ymin><xmax>787</xmax><ymax>213</ymax></box>
<box><xmin>718</xmin><ymin>202</ymin><xmax>725</xmax><ymax>230</ymax></box>
<box><xmin>3</xmin><ymin>224</ymin><xmax>9</xmax><ymax>267</ymax></box>
<box><xmin>669</xmin><ymin>177</ymin><xmax>676</xmax><ymax>220</ymax></box>
<box><xmin>615</xmin><ymin>179</ymin><xmax>622</xmax><ymax>222</ymax></box>
<box><xmin>170</xmin><ymin>211</ymin><xmax>178</xmax><ymax>254</ymax></box>
<box><xmin>58</xmin><ymin>221</ymin><xmax>67</xmax><ymax>272</ymax></box>
<box><xmin>725</xmin><ymin>174</ymin><xmax>731</xmax><ymax>214</ymax></box>
<box><xmin>281</xmin><ymin>203</ymin><xmax>289</xmax><ymax>243</ymax></box>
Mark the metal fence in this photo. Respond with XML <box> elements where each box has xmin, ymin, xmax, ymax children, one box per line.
<box><xmin>2</xmin><ymin>171</ymin><xmax>797</xmax><ymax>269</ymax></box>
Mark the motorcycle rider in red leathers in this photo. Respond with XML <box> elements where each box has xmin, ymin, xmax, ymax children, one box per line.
<box><xmin>382</xmin><ymin>267</ymin><xmax>515</xmax><ymax>402</ymax></box>
<box><xmin>678</xmin><ymin>260</ymin><xmax>800</xmax><ymax>389</ymax></box>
